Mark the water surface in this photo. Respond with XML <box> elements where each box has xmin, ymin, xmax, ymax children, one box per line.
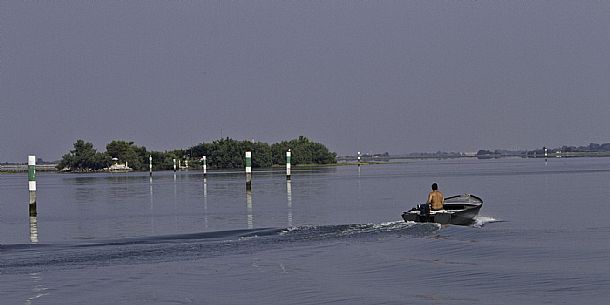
<box><xmin>1</xmin><ymin>158</ymin><xmax>609</xmax><ymax>304</ymax></box>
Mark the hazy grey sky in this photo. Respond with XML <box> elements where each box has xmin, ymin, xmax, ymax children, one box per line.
<box><xmin>2</xmin><ymin>1</ymin><xmax>609</xmax><ymax>162</ymax></box>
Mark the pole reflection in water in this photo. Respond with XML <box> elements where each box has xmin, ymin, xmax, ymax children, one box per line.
<box><xmin>25</xmin><ymin>272</ymin><xmax>48</xmax><ymax>305</ymax></box>
<box><xmin>246</xmin><ymin>190</ymin><xmax>253</xmax><ymax>229</ymax></box>
<box><xmin>29</xmin><ymin>216</ymin><xmax>39</xmax><ymax>243</ymax></box>
<box><xmin>149</xmin><ymin>176</ymin><xmax>155</xmax><ymax>234</ymax></box>
<box><xmin>357</xmin><ymin>166</ymin><xmax>362</xmax><ymax>206</ymax></box>
<box><xmin>287</xmin><ymin>180</ymin><xmax>293</xmax><ymax>227</ymax></box>
<box><xmin>173</xmin><ymin>173</ymin><xmax>178</xmax><ymax>230</ymax></box>
<box><xmin>203</xmin><ymin>178</ymin><xmax>208</xmax><ymax>229</ymax></box>
<box><xmin>26</xmin><ymin>205</ymin><xmax>47</xmax><ymax>302</ymax></box>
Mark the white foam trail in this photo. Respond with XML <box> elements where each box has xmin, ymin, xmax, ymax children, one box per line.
<box><xmin>473</xmin><ymin>216</ymin><xmax>499</xmax><ymax>228</ymax></box>
<box><xmin>375</xmin><ymin>221</ymin><xmax>406</xmax><ymax>228</ymax></box>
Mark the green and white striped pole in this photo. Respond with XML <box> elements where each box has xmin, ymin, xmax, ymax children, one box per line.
<box><xmin>286</xmin><ymin>149</ymin><xmax>291</xmax><ymax>180</ymax></box>
<box><xmin>149</xmin><ymin>155</ymin><xmax>153</xmax><ymax>176</ymax></box>
<box><xmin>173</xmin><ymin>158</ymin><xmax>177</xmax><ymax>172</ymax></box>
<box><xmin>245</xmin><ymin>151</ymin><xmax>252</xmax><ymax>191</ymax></box>
<box><xmin>28</xmin><ymin>155</ymin><xmax>37</xmax><ymax>216</ymax></box>
<box><xmin>202</xmin><ymin>156</ymin><xmax>207</xmax><ymax>178</ymax></box>
<box><xmin>357</xmin><ymin>151</ymin><xmax>361</xmax><ymax>167</ymax></box>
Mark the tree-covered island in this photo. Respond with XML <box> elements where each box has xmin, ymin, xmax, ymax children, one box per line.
<box><xmin>57</xmin><ymin>136</ymin><xmax>337</xmax><ymax>172</ymax></box>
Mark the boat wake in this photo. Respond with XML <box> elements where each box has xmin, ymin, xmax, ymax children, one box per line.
<box><xmin>473</xmin><ymin>216</ymin><xmax>502</xmax><ymax>228</ymax></box>
<box><xmin>0</xmin><ymin>222</ymin><xmax>441</xmax><ymax>274</ymax></box>
<box><xmin>277</xmin><ymin>221</ymin><xmax>440</xmax><ymax>241</ymax></box>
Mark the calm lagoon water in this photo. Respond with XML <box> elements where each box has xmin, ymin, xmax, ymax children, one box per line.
<box><xmin>1</xmin><ymin>158</ymin><xmax>610</xmax><ymax>304</ymax></box>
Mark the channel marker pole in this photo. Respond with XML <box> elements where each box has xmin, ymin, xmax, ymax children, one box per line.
<box><xmin>286</xmin><ymin>150</ymin><xmax>291</xmax><ymax>180</ymax></box>
<box><xmin>245</xmin><ymin>151</ymin><xmax>252</xmax><ymax>191</ymax></box>
<box><xmin>28</xmin><ymin>155</ymin><xmax>37</xmax><ymax>216</ymax></box>
<box><xmin>202</xmin><ymin>156</ymin><xmax>207</xmax><ymax>178</ymax></box>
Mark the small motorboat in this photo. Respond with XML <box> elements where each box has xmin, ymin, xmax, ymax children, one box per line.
<box><xmin>402</xmin><ymin>194</ymin><xmax>483</xmax><ymax>225</ymax></box>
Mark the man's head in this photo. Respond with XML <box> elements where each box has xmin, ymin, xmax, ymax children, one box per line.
<box><xmin>431</xmin><ymin>183</ymin><xmax>438</xmax><ymax>191</ymax></box>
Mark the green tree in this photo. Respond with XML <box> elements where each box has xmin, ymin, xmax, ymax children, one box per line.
<box><xmin>207</xmin><ymin>138</ymin><xmax>243</xmax><ymax>169</ymax></box>
<box><xmin>250</xmin><ymin>141</ymin><xmax>272</xmax><ymax>167</ymax></box>
<box><xmin>271</xmin><ymin>136</ymin><xmax>336</xmax><ymax>165</ymax></box>
<box><xmin>106</xmin><ymin>140</ymin><xmax>145</xmax><ymax>170</ymax></box>
<box><xmin>57</xmin><ymin>139</ymin><xmax>110</xmax><ymax>171</ymax></box>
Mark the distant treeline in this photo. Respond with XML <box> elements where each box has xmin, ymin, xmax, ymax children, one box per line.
<box><xmin>57</xmin><ymin>136</ymin><xmax>336</xmax><ymax>172</ymax></box>
<box><xmin>476</xmin><ymin>142</ymin><xmax>610</xmax><ymax>158</ymax></box>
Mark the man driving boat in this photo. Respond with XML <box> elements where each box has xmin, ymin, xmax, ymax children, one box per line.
<box><xmin>427</xmin><ymin>183</ymin><xmax>444</xmax><ymax>211</ymax></box>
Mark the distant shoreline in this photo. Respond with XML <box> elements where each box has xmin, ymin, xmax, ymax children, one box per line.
<box><xmin>0</xmin><ymin>163</ymin><xmax>342</xmax><ymax>173</ymax></box>
<box><xmin>3</xmin><ymin>152</ymin><xmax>610</xmax><ymax>174</ymax></box>
<box><xmin>337</xmin><ymin>151</ymin><xmax>610</xmax><ymax>163</ymax></box>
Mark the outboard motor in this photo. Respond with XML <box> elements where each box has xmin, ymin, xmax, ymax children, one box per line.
<box><xmin>418</xmin><ymin>203</ymin><xmax>430</xmax><ymax>216</ymax></box>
